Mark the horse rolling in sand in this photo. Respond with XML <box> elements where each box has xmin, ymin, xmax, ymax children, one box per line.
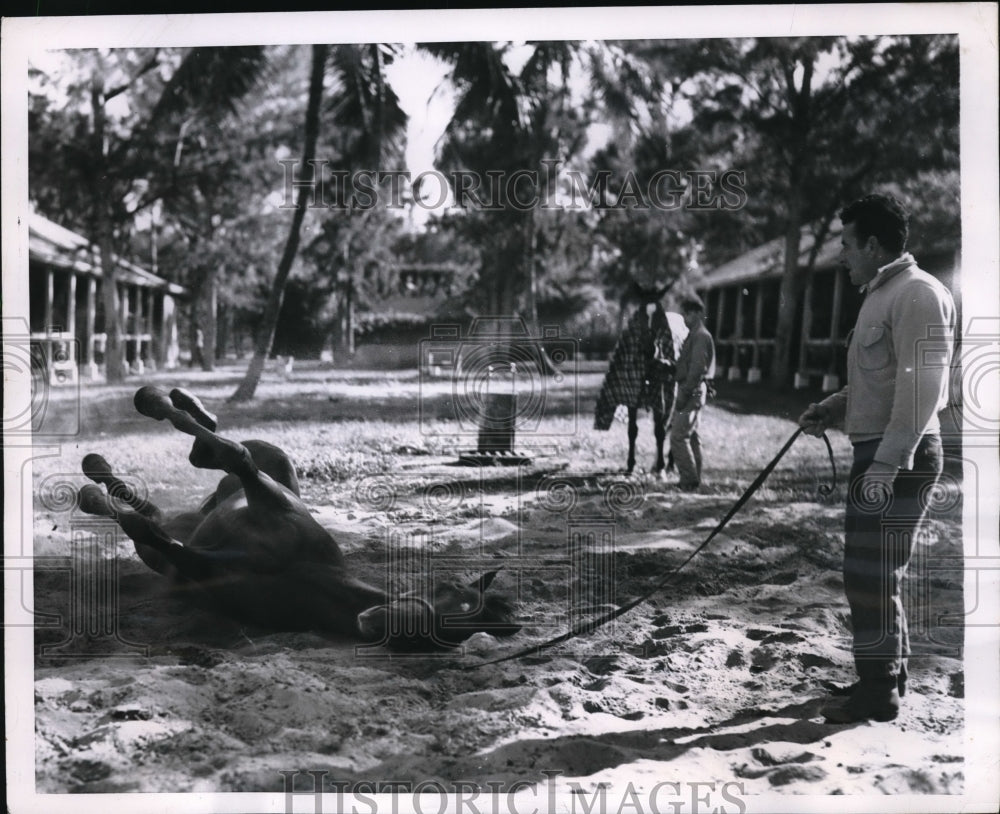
<box><xmin>77</xmin><ymin>386</ymin><xmax>520</xmax><ymax>652</ymax></box>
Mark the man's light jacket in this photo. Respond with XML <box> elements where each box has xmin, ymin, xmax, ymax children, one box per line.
<box><xmin>819</xmin><ymin>253</ymin><xmax>956</xmax><ymax>469</ymax></box>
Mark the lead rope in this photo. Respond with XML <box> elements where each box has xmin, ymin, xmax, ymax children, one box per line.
<box><xmin>465</xmin><ymin>429</ymin><xmax>837</xmax><ymax>670</ymax></box>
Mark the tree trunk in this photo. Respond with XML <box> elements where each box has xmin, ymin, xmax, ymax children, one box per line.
<box><xmin>217</xmin><ymin>302</ymin><xmax>232</xmax><ymax>363</ymax></box>
<box><xmin>188</xmin><ymin>301</ymin><xmax>200</xmax><ymax>368</ymax></box>
<box><xmin>523</xmin><ymin>208</ymin><xmax>559</xmax><ymax>376</ymax></box>
<box><xmin>336</xmin><ymin>282</ymin><xmax>356</xmax><ymax>355</ymax></box>
<box><xmin>92</xmin><ymin>69</ymin><xmax>125</xmax><ymax>384</ymax></box>
<box><xmin>345</xmin><ymin>276</ymin><xmax>355</xmax><ymax>355</ymax></box>
<box><xmin>524</xmin><ymin>209</ymin><xmax>538</xmax><ymax>330</ymax></box>
<box><xmin>769</xmin><ymin>192</ymin><xmax>805</xmax><ymax>387</ymax></box>
<box><xmin>230</xmin><ymin>44</ymin><xmax>328</xmax><ymax>402</ymax></box>
<box><xmin>201</xmin><ymin>270</ymin><xmax>217</xmax><ymax>371</ymax></box>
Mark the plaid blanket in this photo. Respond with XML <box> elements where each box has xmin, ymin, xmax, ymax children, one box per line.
<box><xmin>594</xmin><ymin>306</ymin><xmax>682</xmax><ymax>430</ymax></box>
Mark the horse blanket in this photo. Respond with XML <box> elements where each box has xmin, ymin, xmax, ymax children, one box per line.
<box><xmin>594</xmin><ymin>307</ymin><xmax>687</xmax><ymax>430</ymax></box>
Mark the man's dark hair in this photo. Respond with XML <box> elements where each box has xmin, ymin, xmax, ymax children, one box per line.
<box><xmin>840</xmin><ymin>193</ymin><xmax>909</xmax><ymax>254</ymax></box>
<box><xmin>680</xmin><ymin>295</ymin><xmax>705</xmax><ymax>314</ymax></box>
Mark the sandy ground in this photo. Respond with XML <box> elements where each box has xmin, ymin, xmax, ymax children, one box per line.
<box><xmin>29</xmin><ymin>373</ymin><xmax>965</xmax><ymax>805</ymax></box>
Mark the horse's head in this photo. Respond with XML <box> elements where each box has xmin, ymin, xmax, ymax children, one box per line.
<box><xmin>356</xmin><ymin>570</ymin><xmax>520</xmax><ymax>651</ymax></box>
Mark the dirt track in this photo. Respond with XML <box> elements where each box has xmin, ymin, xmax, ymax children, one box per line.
<box><xmin>33</xmin><ymin>434</ymin><xmax>965</xmax><ymax>799</ymax></box>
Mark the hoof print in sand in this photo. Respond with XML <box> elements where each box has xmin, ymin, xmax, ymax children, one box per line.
<box><xmin>768</xmin><ymin>764</ymin><xmax>828</xmax><ymax>786</ymax></box>
<box><xmin>68</xmin><ymin>758</ymin><xmax>113</xmax><ymax>783</ymax></box>
<box><xmin>750</xmin><ymin>646</ymin><xmax>780</xmax><ymax>673</ymax></box>
<box><xmin>583</xmin><ymin>655</ymin><xmax>621</xmax><ymax>675</ymax></box>
<box><xmin>736</xmin><ymin>748</ymin><xmax>825</xmax><ymax>785</ymax></box>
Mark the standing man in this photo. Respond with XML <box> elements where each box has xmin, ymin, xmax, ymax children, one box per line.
<box><xmin>670</xmin><ymin>295</ymin><xmax>715</xmax><ymax>491</ymax></box>
<box><xmin>798</xmin><ymin>194</ymin><xmax>955</xmax><ymax>723</ymax></box>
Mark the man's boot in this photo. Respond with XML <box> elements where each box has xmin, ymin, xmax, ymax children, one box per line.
<box><xmin>822</xmin><ymin>677</ymin><xmax>900</xmax><ymax>723</ymax></box>
<box><xmin>830</xmin><ymin>662</ymin><xmax>907</xmax><ymax>698</ymax></box>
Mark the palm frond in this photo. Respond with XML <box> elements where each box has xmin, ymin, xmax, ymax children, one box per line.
<box><xmin>148</xmin><ymin>46</ymin><xmax>270</xmax><ymax>128</ymax></box>
<box><xmin>327</xmin><ymin>44</ymin><xmax>409</xmax><ymax>169</ymax></box>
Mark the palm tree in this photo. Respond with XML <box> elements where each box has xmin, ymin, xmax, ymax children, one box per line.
<box><xmin>229</xmin><ymin>44</ymin><xmax>328</xmax><ymax>402</ymax></box>
<box><xmin>421</xmin><ymin>41</ymin><xmax>564</xmax><ymax>334</ymax></box>
<box><xmin>326</xmin><ymin>44</ymin><xmax>407</xmax><ymax>357</ymax></box>
<box><xmin>230</xmin><ymin>43</ymin><xmax>408</xmax><ymax>401</ymax></box>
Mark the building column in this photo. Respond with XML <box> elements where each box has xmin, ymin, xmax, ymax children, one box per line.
<box><xmin>66</xmin><ymin>272</ymin><xmax>78</xmax><ymax>380</ymax></box>
<box><xmin>145</xmin><ymin>289</ymin><xmax>156</xmax><ymax>371</ymax></box>
<box><xmin>162</xmin><ymin>294</ymin><xmax>179</xmax><ymax>369</ymax></box>
<box><xmin>119</xmin><ymin>283</ymin><xmax>131</xmax><ymax>380</ymax></box>
<box><xmin>44</xmin><ymin>269</ymin><xmax>54</xmax><ymax>331</ymax></box>
<box><xmin>66</xmin><ymin>273</ymin><xmax>77</xmax><ymax>338</ymax></box>
<box><xmin>728</xmin><ymin>287</ymin><xmax>745</xmax><ymax>381</ymax></box>
<box><xmin>84</xmin><ymin>277</ymin><xmax>99</xmax><ymax>379</ymax></box>
<box><xmin>823</xmin><ymin>269</ymin><xmax>845</xmax><ymax>392</ymax></box>
<box><xmin>131</xmin><ymin>286</ymin><xmax>145</xmax><ymax>374</ymax></box>
<box><xmin>794</xmin><ymin>273</ymin><xmax>815</xmax><ymax>389</ymax></box>
<box><xmin>714</xmin><ymin>286</ymin><xmax>725</xmax><ymax>341</ymax></box>
<box><xmin>713</xmin><ymin>288</ymin><xmax>726</xmax><ymax>380</ymax></box>
<box><xmin>747</xmin><ymin>283</ymin><xmax>764</xmax><ymax>384</ymax></box>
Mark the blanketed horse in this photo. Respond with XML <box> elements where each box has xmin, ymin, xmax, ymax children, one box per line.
<box><xmin>595</xmin><ymin>298</ymin><xmax>687</xmax><ymax>475</ymax></box>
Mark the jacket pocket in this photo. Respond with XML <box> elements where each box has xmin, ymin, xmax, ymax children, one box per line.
<box><xmin>857</xmin><ymin>324</ymin><xmax>892</xmax><ymax>370</ymax></box>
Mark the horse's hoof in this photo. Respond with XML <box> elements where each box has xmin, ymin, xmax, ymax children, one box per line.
<box><xmin>170</xmin><ymin>388</ymin><xmax>218</xmax><ymax>431</ymax></box>
<box><xmin>82</xmin><ymin>453</ymin><xmax>114</xmax><ymax>485</ymax></box>
<box><xmin>78</xmin><ymin>484</ymin><xmax>113</xmax><ymax>516</ymax></box>
<box><xmin>134</xmin><ymin>386</ymin><xmax>174</xmax><ymax>420</ymax></box>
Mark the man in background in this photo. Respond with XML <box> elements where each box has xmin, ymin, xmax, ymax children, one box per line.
<box><xmin>670</xmin><ymin>295</ymin><xmax>715</xmax><ymax>491</ymax></box>
<box><xmin>798</xmin><ymin>193</ymin><xmax>955</xmax><ymax>723</ymax></box>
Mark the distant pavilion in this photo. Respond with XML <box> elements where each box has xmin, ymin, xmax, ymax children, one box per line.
<box><xmin>28</xmin><ymin>211</ymin><xmax>187</xmax><ymax>384</ymax></box>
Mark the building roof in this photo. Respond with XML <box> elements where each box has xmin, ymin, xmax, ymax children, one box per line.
<box><xmin>29</xmin><ymin>211</ymin><xmax>187</xmax><ymax>297</ymax></box>
<box><xmin>701</xmin><ymin>221</ymin><xmax>844</xmax><ymax>289</ymax></box>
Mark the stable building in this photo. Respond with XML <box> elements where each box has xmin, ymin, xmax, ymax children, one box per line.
<box><xmin>28</xmin><ymin>211</ymin><xmax>186</xmax><ymax>385</ymax></box>
<box><xmin>697</xmin><ymin>222</ymin><xmax>960</xmax><ymax>391</ymax></box>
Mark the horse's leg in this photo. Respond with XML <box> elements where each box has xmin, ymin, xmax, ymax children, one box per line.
<box><xmin>665</xmin><ymin>383</ymin><xmax>677</xmax><ymax>473</ymax></box>
<box><xmin>82</xmin><ymin>453</ymin><xmax>161</xmax><ymax>519</ymax></box>
<box><xmin>169</xmin><ymin>388</ymin><xmax>300</xmax><ymax>497</ymax></box>
<box><xmin>166</xmin><ymin>388</ymin><xmax>229</xmax><ymax>512</ymax></box>
<box><xmin>134</xmin><ymin>386</ymin><xmax>294</xmax><ymax>513</ymax></box>
<box><xmin>169</xmin><ymin>387</ymin><xmax>218</xmax><ymax>430</ymax></box>
<box><xmin>652</xmin><ymin>405</ymin><xmax>667</xmax><ymax>474</ymax></box>
<box><xmin>169</xmin><ymin>387</ymin><xmax>219</xmax><ymax>471</ymax></box>
<box><xmin>626</xmin><ymin>407</ymin><xmax>638</xmax><ymax>474</ymax></box>
<box><xmin>78</xmin><ymin>484</ymin><xmax>196</xmax><ymax>577</ymax></box>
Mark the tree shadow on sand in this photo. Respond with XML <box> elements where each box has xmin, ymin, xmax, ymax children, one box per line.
<box><xmin>319</xmin><ymin>698</ymin><xmax>858</xmax><ymax>791</ymax></box>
